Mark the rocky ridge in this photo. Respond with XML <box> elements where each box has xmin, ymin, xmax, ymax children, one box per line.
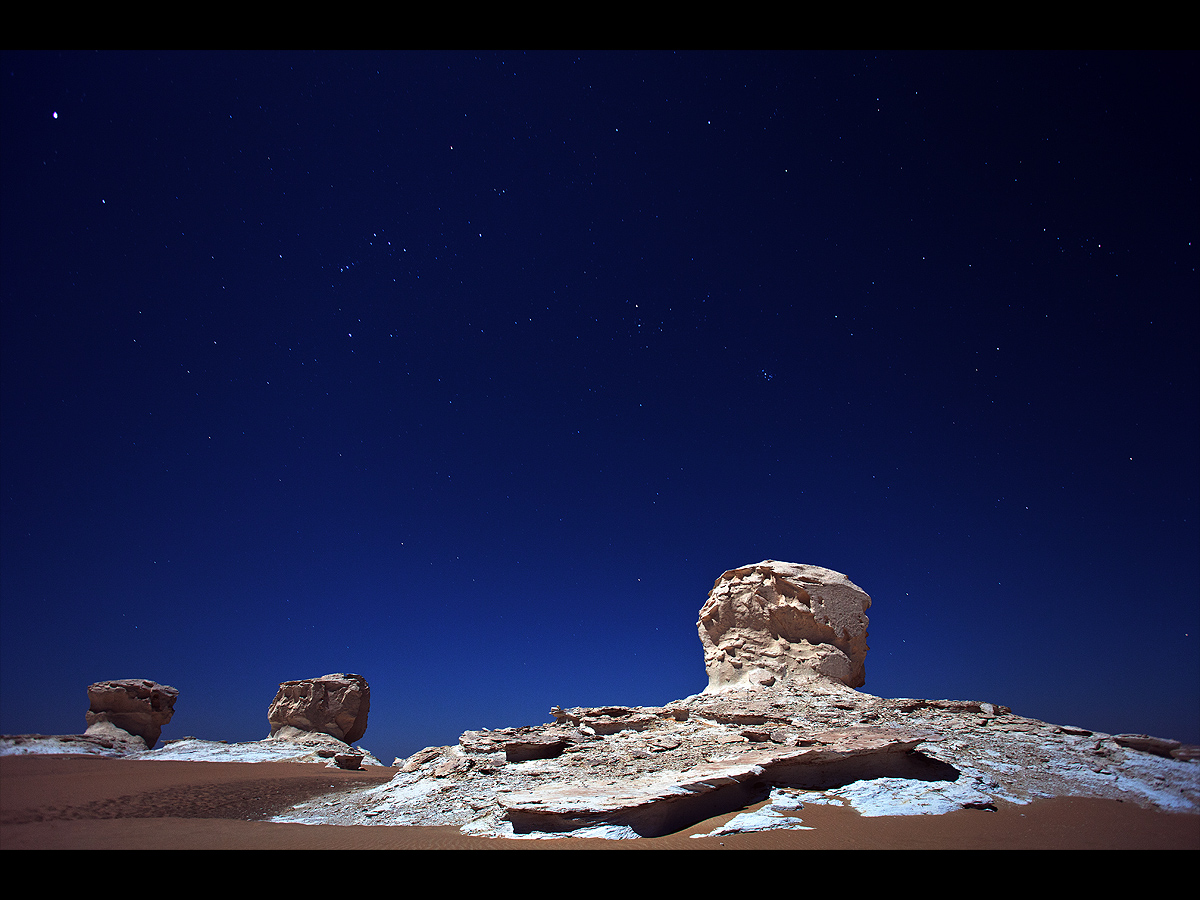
<box><xmin>272</xmin><ymin>678</ymin><xmax>1199</xmax><ymax>838</ymax></box>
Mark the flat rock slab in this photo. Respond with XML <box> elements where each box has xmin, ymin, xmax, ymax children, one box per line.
<box><xmin>498</xmin><ymin>727</ymin><xmax>930</xmax><ymax>836</ymax></box>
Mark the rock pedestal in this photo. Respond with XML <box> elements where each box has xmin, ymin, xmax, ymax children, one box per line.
<box><xmin>267</xmin><ymin>673</ymin><xmax>370</xmax><ymax>744</ymax></box>
<box><xmin>84</xmin><ymin>679</ymin><xmax>179</xmax><ymax>750</ymax></box>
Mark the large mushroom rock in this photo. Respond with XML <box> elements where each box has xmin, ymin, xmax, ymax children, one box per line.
<box><xmin>84</xmin><ymin>679</ymin><xmax>179</xmax><ymax>750</ymax></box>
<box><xmin>267</xmin><ymin>673</ymin><xmax>370</xmax><ymax>744</ymax></box>
<box><xmin>698</xmin><ymin>560</ymin><xmax>871</xmax><ymax>692</ymax></box>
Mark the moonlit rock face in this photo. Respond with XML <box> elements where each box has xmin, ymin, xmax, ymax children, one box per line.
<box><xmin>698</xmin><ymin>561</ymin><xmax>871</xmax><ymax>691</ymax></box>
<box><xmin>267</xmin><ymin>673</ymin><xmax>371</xmax><ymax>745</ymax></box>
<box><xmin>84</xmin><ymin>678</ymin><xmax>179</xmax><ymax>750</ymax></box>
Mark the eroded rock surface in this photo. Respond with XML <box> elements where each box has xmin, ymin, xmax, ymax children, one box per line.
<box><xmin>698</xmin><ymin>561</ymin><xmax>871</xmax><ymax>690</ymax></box>
<box><xmin>84</xmin><ymin>679</ymin><xmax>179</xmax><ymax>750</ymax></box>
<box><xmin>273</xmin><ymin>683</ymin><xmax>1199</xmax><ymax>838</ymax></box>
<box><xmin>267</xmin><ymin>673</ymin><xmax>370</xmax><ymax>744</ymax></box>
<box><xmin>496</xmin><ymin>725</ymin><xmax>931</xmax><ymax>836</ymax></box>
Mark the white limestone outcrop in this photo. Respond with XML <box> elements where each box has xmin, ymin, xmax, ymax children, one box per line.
<box><xmin>84</xmin><ymin>679</ymin><xmax>179</xmax><ymax>751</ymax></box>
<box><xmin>273</xmin><ymin>687</ymin><xmax>1199</xmax><ymax>838</ymax></box>
<box><xmin>268</xmin><ymin>561</ymin><xmax>1197</xmax><ymax>839</ymax></box>
<box><xmin>5</xmin><ymin>562</ymin><xmax>1196</xmax><ymax>840</ymax></box>
<box><xmin>698</xmin><ymin>561</ymin><xmax>871</xmax><ymax>690</ymax></box>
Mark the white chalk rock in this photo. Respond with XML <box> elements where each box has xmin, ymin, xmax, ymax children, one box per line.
<box><xmin>698</xmin><ymin>561</ymin><xmax>871</xmax><ymax>691</ymax></box>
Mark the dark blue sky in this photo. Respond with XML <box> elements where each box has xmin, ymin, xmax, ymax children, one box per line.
<box><xmin>3</xmin><ymin>51</ymin><xmax>1197</xmax><ymax>763</ymax></box>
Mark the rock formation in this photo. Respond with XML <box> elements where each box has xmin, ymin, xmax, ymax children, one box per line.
<box><xmin>276</xmin><ymin>685</ymin><xmax>1199</xmax><ymax>838</ymax></box>
<box><xmin>84</xmin><ymin>679</ymin><xmax>178</xmax><ymax>750</ymax></box>
<box><xmin>1</xmin><ymin>672</ymin><xmax>383</xmax><ymax>765</ymax></box>
<box><xmin>698</xmin><ymin>561</ymin><xmax>871</xmax><ymax>690</ymax></box>
<box><xmin>494</xmin><ymin>723</ymin><xmax>939</xmax><ymax>836</ymax></box>
<box><xmin>6</xmin><ymin>562</ymin><xmax>1195</xmax><ymax>839</ymax></box>
<box><xmin>267</xmin><ymin>560</ymin><xmax>1198</xmax><ymax>839</ymax></box>
<box><xmin>334</xmin><ymin>751</ymin><xmax>365</xmax><ymax>770</ymax></box>
<box><xmin>267</xmin><ymin>673</ymin><xmax>370</xmax><ymax>744</ymax></box>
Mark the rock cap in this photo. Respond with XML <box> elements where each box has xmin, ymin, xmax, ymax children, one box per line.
<box><xmin>267</xmin><ymin>673</ymin><xmax>370</xmax><ymax>744</ymax></box>
<box><xmin>84</xmin><ymin>678</ymin><xmax>179</xmax><ymax>750</ymax></box>
<box><xmin>698</xmin><ymin>560</ymin><xmax>871</xmax><ymax>691</ymax></box>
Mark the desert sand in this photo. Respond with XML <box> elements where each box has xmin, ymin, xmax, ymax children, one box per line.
<box><xmin>2</xmin><ymin>754</ymin><xmax>1197</xmax><ymax>850</ymax></box>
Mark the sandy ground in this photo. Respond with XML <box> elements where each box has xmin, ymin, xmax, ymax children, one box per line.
<box><xmin>2</xmin><ymin>755</ymin><xmax>1197</xmax><ymax>850</ymax></box>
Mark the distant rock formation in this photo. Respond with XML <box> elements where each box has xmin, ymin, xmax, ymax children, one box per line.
<box><xmin>267</xmin><ymin>673</ymin><xmax>370</xmax><ymax>744</ymax></box>
<box><xmin>698</xmin><ymin>561</ymin><xmax>871</xmax><ymax>691</ymax></box>
<box><xmin>84</xmin><ymin>679</ymin><xmax>179</xmax><ymax>750</ymax></box>
<box><xmin>1</xmin><ymin>672</ymin><xmax>381</xmax><ymax>764</ymax></box>
<box><xmin>128</xmin><ymin>734</ymin><xmax>386</xmax><ymax>766</ymax></box>
<box><xmin>334</xmin><ymin>751</ymin><xmax>365</xmax><ymax>770</ymax></box>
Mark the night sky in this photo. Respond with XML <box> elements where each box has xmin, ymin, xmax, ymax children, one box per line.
<box><xmin>2</xmin><ymin>51</ymin><xmax>1197</xmax><ymax>764</ymax></box>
